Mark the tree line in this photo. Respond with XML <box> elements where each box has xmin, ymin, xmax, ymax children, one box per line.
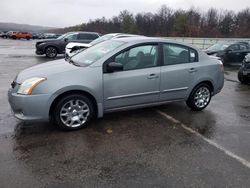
<box><xmin>53</xmin><ymin>5</ymin><xmax>250</xmax><ymax>38</ymax></box>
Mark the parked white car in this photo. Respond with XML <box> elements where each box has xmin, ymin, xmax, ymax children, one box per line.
<box><xmin>65</xmin><ymin>33</ymin><xmax>142</xmax><ymax>59</ymax></box>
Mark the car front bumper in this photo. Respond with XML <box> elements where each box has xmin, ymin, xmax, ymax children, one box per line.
<box><xmin>35</xmin><ymin>44</ymin><xmax>45</xmax><ymax>55</ymax></box>
<box><xmin>8</xmin><ymin>87</ymin><xmax>50</xmax><ymax>122</ymax></box>
<box><xmin>35</xmin><ymin>50</ymin><xmax>44</xmax><ymax>55</ymax></box>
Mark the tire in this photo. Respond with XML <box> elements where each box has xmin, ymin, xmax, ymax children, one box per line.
<box><xmin>238</xmin><ymin>71</ymin><xmax>248</xmax><ymax>84</ymax></box>
<box><xmin>186</xmin><ymin>83</ymin><xmax>212</xmax><ymax>111</ymax></box>
<box><xmin>53</xmin><ymin>94</ymin><xmax>94</xmax><ymax>131</ymax></box>
<box><xmin>26</xmin><ymin>37</ymin><xmax>30</xmax><ymax>40</ymax></box>
<box><xmin>45</xmin><ymin>46</ymin><xmax>57</xmax><ymax>58</ymax></box>
<box><xmin>12</xmin><ymin>36</ymin><xmax>17</xmax><ymax>40</ymax></box>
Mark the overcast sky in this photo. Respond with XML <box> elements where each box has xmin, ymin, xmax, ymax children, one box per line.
<box><xmin>0</xmin><ymin>0</ymin><xmax>250</xmax><ymax>28</ymax></box>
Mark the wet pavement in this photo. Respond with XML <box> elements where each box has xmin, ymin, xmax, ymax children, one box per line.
<box><xmin>0</xmin><ymin>38</ymin><xmax>250</xmax><ymax>187</ymax></box>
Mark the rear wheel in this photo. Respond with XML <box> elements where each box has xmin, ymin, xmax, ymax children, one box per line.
<box><xmin>12</xmin><ymin>36</ymin><xmax>17</xmax><ymax>39</ymax></box>
<box><xmin>26</xmin><ymin>37</ymin><xmax>30</xmax><ymax>40</ymax></box>
<box><xmin>238</xmin><ymin>71</ymin><xmax>249</xmax><ymax>84</ymax></box>
<box><xmin>186</xmin><ymin>83</ymin><xmax>212</xmax><ymax>111</ymax></box>
<box><xmin>45</xmin><ymin>46</ymin><xmax>57</xmax><ymax>58</ymax></box>
<box><xmin>53</xmin><ymin>94</ymin><xmax>94</xmax><ymax>131</ymax></box>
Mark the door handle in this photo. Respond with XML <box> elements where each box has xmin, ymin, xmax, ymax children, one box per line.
<box><xmin>147</xmin><ymin>74</ymin><xmax>159</xmax><ymax>79</ymax></box>
<box><xmin>188</xmin><ymin>68</ymin><xmax>197</xmax><ymax>73</ymax></box>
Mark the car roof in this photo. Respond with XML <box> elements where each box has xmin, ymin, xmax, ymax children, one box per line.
<box><xmin>215</xmin><ymin>41</ymin><xmax>249</xmax><ymax>45</ymax></box>
<box><xmin>66</xmin><ymin>31</ymin><xmax>100</xmax><ymax>35</ymax></box>
<box><xmin>112</xmin><ymin>36</ymin><xmax>197</xmax><ymax>48</ymax></box>
<box><xmin>114</xmin><ymin>33</ymin><xmax>142</xmax><ymax>37</ymax></box>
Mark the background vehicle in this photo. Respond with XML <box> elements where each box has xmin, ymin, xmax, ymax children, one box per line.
<box><xmin>65</xmin><ymin>33</ymin><xmax>140</xmax><ymax>59</ymax></box>
<box><xmin>43</xmin><ymin>33</ymin><xmax>62</xmax><ymax>39</ymax></box>
<box><xmin>238</xmin><ymin>53</ymin><xmax>250</xmax><ymax>84</ymax></box>
<box><xmin>32</xmin><ymin>33</ymin><xmax>40</xmax><ymax>39</ymax></box>
<box><xmin>6</xmin><ymin>31</ymin><xmax>17</xmax><ymax>38</ymax></box>
<box><xmin>204</xmin><ymin>41</ymin><xmax>250</xmax><ymax>63</ymax></box>
<box><xmin>36</xmin><ymin>31</ymin><xmax>100</xmax><ymax>58</ymax></box>
<box><xmin>12</xmin><ymin>32</ymin><xmax>32</xmax><ymax>40</ymax></box>
<box><xmin>9</xmin><ymin>37</ymin><xmax>224</xmax><ymax>130</ymax></box>
<box><xmin>0</xmin><ymin>31</ymin><xmax>8</xmax><ymax>38</ymax></box>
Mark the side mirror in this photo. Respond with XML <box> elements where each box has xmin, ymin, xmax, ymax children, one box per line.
<box><xmin>107</xmin><ymin>62</ymin><xmax>123</xmax><ymax>72</ymax></box>
<box><xmin>64</xmin><ymin>38</ymin><xmax>68</xmax><ymax>42</ymax></box>
<box><xmin>226</xmin><ymin>49</ymin><xmax>232</xmax><ymax>53</ymax></box>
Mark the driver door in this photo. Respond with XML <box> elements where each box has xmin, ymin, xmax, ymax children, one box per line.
<box><xmin>103</xmin><ymin>44</ymin><xmax>160</xmax><ymax>110</ymax></box>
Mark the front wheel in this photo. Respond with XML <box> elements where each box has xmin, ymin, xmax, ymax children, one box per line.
<box><xmin>53</xmin><ymin>94</ymin><xmax>94</xmax><ymax>131</ymax></box>
<box><xmin>45</xmin><ymin>46</ymin><xmax>57</xmax><ymax>58</ymax></box>
<box><xmin>186</xmin><ymin>83</ymin><xmax>212</xmax><ymax>111</ymax></box>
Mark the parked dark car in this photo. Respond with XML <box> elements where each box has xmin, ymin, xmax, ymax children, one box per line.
<box><xmin>204</xmin><ymin>41</ymin><xmax>250</xmax><ymax>63</ymax></box>
<box><xmin>238</xmin><ymin>53</ymin><xmax>250</xmax><ymax>84</ymax></box>
<box><xmin>32</xmin><ymin>33</ymin><xmax>40</xmax><ymax>39</ymax></box>
<box><xmin>35</xmin><ymin>32</ymin><xmax>100</xmax><ymax>58</ymax></box>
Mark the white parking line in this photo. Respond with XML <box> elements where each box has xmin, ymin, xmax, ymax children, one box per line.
<box><xmin>157</xmin><ymin>110</ymin><xmax>250</xmax><ymax>169</ymax></box>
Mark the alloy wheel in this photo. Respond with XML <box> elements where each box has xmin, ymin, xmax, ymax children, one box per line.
<box><xmin>59</xmin><ymin>99</ymin><xmax>90</xmax><ymax>128</ymax></box>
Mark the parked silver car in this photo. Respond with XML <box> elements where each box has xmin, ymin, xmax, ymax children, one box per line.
<box><xmin>8</xmin><ymin>37</ymin><xmax>224</xmax><ymax>130</ymax></box>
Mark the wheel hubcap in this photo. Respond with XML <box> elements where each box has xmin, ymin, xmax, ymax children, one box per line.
<box><xmin>194</xmin><ymin>87</ymin><xmax>210</xmax><ymax>108</ymax></box>
<box><xmin>60</xmin><ymin>99</ymin><xmax>90</xmax><ymax>128</ymax></box>
<box><xmin>46</xmin><ymin>47</ymin><xmax>56</xmax><ymax>57</ymax></box>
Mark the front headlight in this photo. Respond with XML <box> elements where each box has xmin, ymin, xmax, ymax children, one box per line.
<box><xmin>17</xmin><ymin>77</ymin><xmax>46</xmax><ymax>95</ymax></box>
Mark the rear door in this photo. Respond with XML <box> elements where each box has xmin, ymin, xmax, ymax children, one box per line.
<box><xmin>238</xmin><ymin>44</ymin><xmax>249</xmax><ymax>62</ymax></box>
<box><xmin>103</xmin><ymin>44</ymin><xmax>160</xmax><ymax>110</ymax></box>
<box><xmin>160</xmin><ymin>43</ymin><xmax>199</xmax><ymax>101</ymax></box>
<box><xmin>226</xmin><ymin>44</ymin><xmax>240</xmax><ymax>62</ymax></box>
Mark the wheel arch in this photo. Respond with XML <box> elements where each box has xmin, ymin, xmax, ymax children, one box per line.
<box><xmin>49</xmin><ymin>90</ymin><xmax>98</xmax><ymax>118</ymax></box>
<box><xmin>189</xmin><ymin>80</ymin><xmax>214</xmax><ymax>97</ymax></box>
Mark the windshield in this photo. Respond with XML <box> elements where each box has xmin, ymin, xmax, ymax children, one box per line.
<box><xmin>90</xmin><ymin>34</ymin><xmax>117</xmax><ymax>46</ymax></box>
<box><xmin>71</xmin><ymin>40</ymin><xmax>125</xmax><ymax>66</ymax></box>
<box><xmin>207</xmin><ymin>43</ymin><xmax>229</xmax><ymax>51</ymax></box>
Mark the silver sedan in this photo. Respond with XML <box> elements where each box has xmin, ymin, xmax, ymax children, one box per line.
<box><xmin>8</xmin><ymin>37</ymin><xmax>224</xmax><ymax>130</ymax></box>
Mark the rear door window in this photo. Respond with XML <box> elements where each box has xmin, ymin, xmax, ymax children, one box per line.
<box><xmin>163</xmin><ymin>44</ymin><xmax>198</xmax><ymax>65</ymax></box>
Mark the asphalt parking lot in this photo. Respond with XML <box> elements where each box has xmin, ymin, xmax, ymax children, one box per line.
<box><xmin>0</xmin><ymin>38</ymin><xmax>250</xmax><ymax>188</ymax></box>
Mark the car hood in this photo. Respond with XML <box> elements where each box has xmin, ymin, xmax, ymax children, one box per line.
<box><xmin>16</xmin><ymin>59</ymin><xmax>80</xmax><ymax>83</ymax></box>
<box><xmin>66</xmin><ymin>42</ymin><xmax>91</xmax><ymax>49</ymax></box>
<box><xmin>36</xmin><ymin>39</ymin><xmax>60</xmax><ymax>44</ymax></box>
